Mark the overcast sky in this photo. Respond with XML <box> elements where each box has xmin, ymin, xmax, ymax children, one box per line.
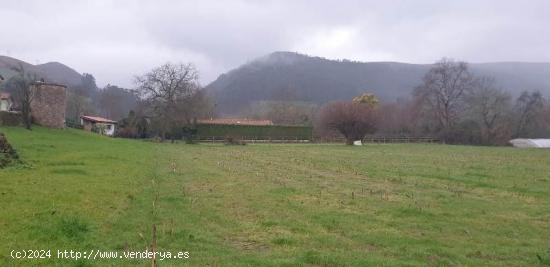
<box><xmin>1</xmin><ymin>0</ymin><xmax>549</xmax><ymax>87</ymax></box>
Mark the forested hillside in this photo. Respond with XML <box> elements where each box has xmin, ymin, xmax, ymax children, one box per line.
<box><xmin>207</xmin><ymin>52</ymin><xmax>550</xmax><ymax>114</ymax></box>
<box><xmin>0</xmin><ymin>56</ymin><xmax>83</xmax><ymax>86</ymax></box>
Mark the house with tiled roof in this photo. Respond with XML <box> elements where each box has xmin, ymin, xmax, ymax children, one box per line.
<box><xmin>81</xmin><ymin>115</ymin><xmax>118</xmax><ymax>136</ymax></box>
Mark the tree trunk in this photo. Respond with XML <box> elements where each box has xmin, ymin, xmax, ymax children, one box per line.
<box><xmin>23</xmin><ymin>110</ymin><xmax>32</xmax><ymax>130</ymax></box>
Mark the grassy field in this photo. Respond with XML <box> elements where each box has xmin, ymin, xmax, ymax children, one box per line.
<box><xmin>0</xmin><ymin>126</ymin><xmax>549</xmax><ymax>266</ymax></box>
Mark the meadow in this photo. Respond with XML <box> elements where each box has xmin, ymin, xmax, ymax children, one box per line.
<box><xmin>0</xmin><ymin>126</ymin><xmax>549</xmax><ymax>266</ymax></box>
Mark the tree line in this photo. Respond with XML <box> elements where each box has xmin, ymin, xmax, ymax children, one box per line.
<box><xmin>121</xmin><ymin>58</ymin><xmax>550</xmax><ymax>145</ymax></box>
<box><xmin>315</xmin><ymin>58</ymin><xmax>550</xmax><ymax>145</ymax></box>
<box><xmin>2</xmin><ymin>59</ymin><xmax>548</xmax><ymax>146</ymax></box>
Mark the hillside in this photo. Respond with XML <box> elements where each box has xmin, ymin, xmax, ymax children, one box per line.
<box><xmin>207</xmin><ymin>52</ymin><xmax>550</xmax><ymax>114</ymax></box>
<box><xmin>1</xmin><ymin>127</ymin><xmax>549</xmax><ymax>266</ymax></box>
<box><xmin>0</xmin><ymin>55</ymin><xmax>83</xmax><ymax>86</ymax></box>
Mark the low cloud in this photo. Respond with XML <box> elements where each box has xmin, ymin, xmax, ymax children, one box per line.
<box><xmin>1</xmin><ymin>0</ymin><xmax>548</xmax><ymax>87</ymax></box>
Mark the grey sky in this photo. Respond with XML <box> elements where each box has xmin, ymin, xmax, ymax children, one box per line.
<box><xmin>1</xmin><ymin>0</ymin><xmax>549</xmax><ymax>87</ymax></box>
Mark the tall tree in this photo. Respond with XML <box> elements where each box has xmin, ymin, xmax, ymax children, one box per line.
<box><xmin>4</xmin><ymin>65</ymin><xmax>37</xmax><ymax>129</ymax></box>
<box><xmin>514</xmin><ymin>91</ymin><xmax>545</xmax><ymax>137</ymax></box>
<box><xmin>466</xmin><ymin>77</ymin><xmax>512</xmax><ymax>144</ymax></box>
<box><xmin>134</xmin><ymin>62</ymin><xmax>207</xmax><ymax>140</ymax></box>
<box><xmin>377</xmin><ymin>98</ymin><xmax>423</xmax><ymax>136</ymax></box>
<box><xmin>244</xmin><ymin>101</ymin><xmax>317</xmax><ymax>126</ymax></box>
<box><xmin>414</xmin><ymin>59</ymin><xmax>476</xmax><ymax>142</ymax></box>
<box><xmin>74</xmin><ymin>73</ymin><xmax>99</xmax><ymax>99</ymax></box>
<box><xmin>98</xmin><ymin>84</ymin><xmax>138</xmax><ymax>120</ymax></box>
<box><xmin>66</xmin><ymin>89</ymin><xmax>95</xmax><ymax>124</ymax></box>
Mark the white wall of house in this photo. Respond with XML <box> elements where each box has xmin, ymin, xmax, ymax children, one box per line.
<box><xmin>104</xmin><ymin>123</ymin><xmax>116</xmax><ymax>136</ymax></box>
<box><xmin>0</xmin><ymin>99</ymin><xmax>11</xmax><ymax>111</ymax></box>
<box><xmin>80</xmin><ymin>119</ymin><xmax>116</xmax><ymax>136</ymax></box>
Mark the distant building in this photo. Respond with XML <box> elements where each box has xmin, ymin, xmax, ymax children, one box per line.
<box><xmin>0</xmin><ymin>92</ymin><xmax>12</xmax><ymax>112</ymax></box>
<box><xmin>81</xmin><ymin>115</ymin><xmax>117</xmax><ymax>136</ymax></box>
<box><xmin>0</xmin><ymin>75</ymin><xmax>7</xmax><ymax>112</ymax></box>
<box><xmin>197</xmin><ymin>118</ymin><xmax>274</xmax><ymax>126</ymax></box>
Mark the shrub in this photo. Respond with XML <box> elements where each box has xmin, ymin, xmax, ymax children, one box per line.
<box><xmin>224</xmin><ymin>135</ymin><xmax>246</xmax><ymax>145</ymax></box>
<box><xmin>317</xmin><ymin>99</ymin><xmax>378</xmax><ymax>145</ymax></box>
<box><xmin>167</xmin><ymin>126</ymin><xmax>198</xmax><ymax>143</ymax></box>
<box><xmin>0</xmin><ymin>133</ymin><xmax>19</xmax><ymax>168</ymax></box>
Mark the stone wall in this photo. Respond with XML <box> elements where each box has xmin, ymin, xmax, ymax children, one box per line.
<box><xmin>0</xmin><ymin>111</ymin><xmax>21</xmax><ymax>126</ymax></box>
<box><xmin>30</xmin><ymin>83</ymin><xmax>67</xmax><ymax>128</ymax></box>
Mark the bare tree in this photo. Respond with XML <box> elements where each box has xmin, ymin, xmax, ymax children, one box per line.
<box><xmin>466</xmin><ymin>77</ymin><xmax>512</xmax><ymax>144</ymax></box>
<box><xmin>4</xmin><ymin>65</ymin><xmax>38</xmax><ymax>129</ymax></box>
<box><xmin>317</xmin><ymin>94</ymin><xmax>378</xmax><ymax>145</ymax></box>
<box><xmin>377</xmin><ymin>98</ymin><xmax>423</xmax><ymax>136</ymax></box>
<box><xmin>245</xmin><ymin>101</ymin><xmax>317</xmax><ymax>126</ymax></box>
<box><xmin>414</xmin><ymin>59</ymin><xmax>476</xmax><ymax>141</ymax></box>
<box><xmin>134</xmin><ymin>63</ymin><xmax>205</xmax><ymax>140</ymax></box>
<box><xmin>513</xmin><ymin>90</ymin><xmax>545</xmax><ymax>138</ymax></box>
<box><xmin>98</xmin><ymin>84</ymin><xmax>138</xmax><ymax>120</ymax></box>
<box><xmin>66</xmin><ymin>89</ymin><xmax>95</xmax><ymax>124</ymax></box>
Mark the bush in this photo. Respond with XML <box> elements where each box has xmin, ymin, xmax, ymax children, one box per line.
<box><xmin>224</xmin><ymin>135</ymin><xmax>246</xmax><ymax>145</ymax></box>
<box><xmin>166</xmin><ymin>126</ymin><xmax>198</xmax><ymax>143</ymax></box>
<box><xmin>116</xmin><ymin>127</ymin><xmax>138</xmax><ymax>138</ymax></box>
<box><xmin>317</xmin><ymin>100</ymin><xmax>378</xmax><ymax>145</ymax></box>
<box><xmin>0</xmin><ymin>133</ymin><xmax>19</xmax><ymax>168</ymax></box>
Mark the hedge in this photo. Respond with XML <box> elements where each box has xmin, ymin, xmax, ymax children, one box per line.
<box><xmin>196</xmin><ymin>124</ymin><xmax>313</xmax><ymax>140</ymax></box>
<box><xmin>0</xmin><ymin>112</ymin><xmax>21</xmax><ymax>126</ymax></box>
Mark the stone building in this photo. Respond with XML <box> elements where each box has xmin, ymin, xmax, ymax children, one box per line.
<box><xmin>30</xmin><ymin>82</ymin><xmax>67</xmax><ymax>128</ymax></box>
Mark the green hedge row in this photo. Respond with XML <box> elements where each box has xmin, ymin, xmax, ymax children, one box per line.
<box><xmin>196</xmin><ymin>124</ymin><xmax>313</xmax><ymax>140</ymax></box>
<box><xmin>0</xmin><ymin>112</ymin><xmax>21</xmax><ymax>126</ymax></box>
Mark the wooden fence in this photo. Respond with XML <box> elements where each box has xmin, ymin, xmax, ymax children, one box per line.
<box><xmin>65</xmin><ymin>119</ymin><xmax>84</xmax><ymax>129</ymax></box>
<box><xmin>197</xmin><ymin>136</ymin><xmax>311</xmax><ymax>143</ymax></box>
<box><xmin>362</xmin><ymin>136</ymin><xmax>440</xmax><ymax>143</ymax></box>
<box><xmin>197</xmin><ymin>135</ymin><xmax>439</xmax><ymax>144</ymax></box>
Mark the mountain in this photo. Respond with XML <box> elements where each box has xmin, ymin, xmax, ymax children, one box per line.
<box><xmin>0</xmin><ymin>55</ymin><xmax>83</xmax><ymax>86</ymax></box>
<box><xmin>206</xmin><ymin>52</ymin><xmax>550</xmax><ymax>115</ymax></box>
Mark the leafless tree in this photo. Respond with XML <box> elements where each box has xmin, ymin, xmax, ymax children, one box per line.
<box><xmin>66</xmin><ymin>89</ymin><xmax>95</xmax><ymax>124</ymax></box>
<box><xmin>317</xmin><ymin>100</ymin><xmax>378</xmax><ymax>145</ymax></box>
<box><xmin>414</xmin><ymin>59</ymin><xmax>476</xmax><ymax>141</ymax></box>
<box><xmin>513</xmin><ymin>90</ymin><xmax>545</xmax><ymax>137</ymax></box>
<box><xmin>466</xmin><ymin>77</ymin><xmax>512</xmax><ymax>144</ymax></box>
<box><xmin>377</xmin><ymin>98</ymin><xmax>423</xmax><ymax>136</ymax></box>
<box><xmin>134</xmin><ymin>62</ymin><xmax>207</xmax><ymax>139</ymax></box>
<box><xmin>245</xmin><ymin>101</ymin><xmax>317</xmax><ymax>126</ymax></box>
<box><xmin>98</xmin><ymin>85</ymin><xmax>138</xmax><ymax>120</ymax></box>
<box><xmin>5</xmin><ymin>65</ymin><xmax>38</xmax><ymax>129</ymax></box>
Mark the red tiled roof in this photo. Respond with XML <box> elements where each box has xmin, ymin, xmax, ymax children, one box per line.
<box><xmin>197</xmin><ymin>118</ymin><xmax>274</xmax><ymax>126</ymax></box>
<box><xmin>0</xmin><ymin>92</ymin><xmax>10</xmax><ymax>99</ymax></box>
<box><xmin>81</xmin><ymin>115</ymin><xmax>117</xmax><ymax>124</ymax></box>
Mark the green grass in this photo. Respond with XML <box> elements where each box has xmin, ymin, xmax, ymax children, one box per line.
<box><xmin>0</xmin><ymin>126</ymin><xmax>549</xmax><ymax>266</ymax></box>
